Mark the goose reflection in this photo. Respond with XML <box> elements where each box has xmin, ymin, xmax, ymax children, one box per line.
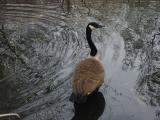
<box><xmin>71</xmin><ymin>91</ymin><xmax>105</xmax><ymax>120</ymax></box>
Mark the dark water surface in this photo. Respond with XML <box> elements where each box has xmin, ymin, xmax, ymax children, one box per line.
<box><xmin>0</xmin><ymin>0</ymin><xmax>160</xmax><ymax>120</ymax></box>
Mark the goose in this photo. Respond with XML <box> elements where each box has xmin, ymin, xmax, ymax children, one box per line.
<box><xmin>70</xmin><ymin>22</ymin><xmax>105</xmax><ymax>103</ymax></box>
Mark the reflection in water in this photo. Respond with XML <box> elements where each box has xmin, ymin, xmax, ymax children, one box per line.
<box><xmin>120</xmin><ymin>3</ymin><xmax>160</xmax><ymax>119</ymax></box>
<box><xmin>0</xmin><ymin>0</ymin><xmax>160</xmax><ymax>120</ymax></box>
<box><xmin>136</xmin><ymin>29</ymin><xmax>160</xmax><ymax>106</ymax></box>
<box><xmin>121</xmin><ymin>2</ymin><xmax>160</xmax><ymax>107</ymax></box>
<box><xmin>72</xmin><ymin>92</ymin><xmax>105</xmax><ymax>120</ymax></box>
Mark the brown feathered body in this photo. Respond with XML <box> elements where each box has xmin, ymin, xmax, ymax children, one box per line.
<box><xmin>72</xmin><ymin>57</ymin><xmax>104</xmax><ymax>96</ymax></box>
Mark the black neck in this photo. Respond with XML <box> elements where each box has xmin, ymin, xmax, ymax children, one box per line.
<box><xmin>86</xmin><ymin>27</ymin><xmax>97</xmax><ymax>56</ymax></box>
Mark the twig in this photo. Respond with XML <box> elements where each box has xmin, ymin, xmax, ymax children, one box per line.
<box><xmin>0</xmin><ymin>113</ymin><xmax>20</xmax><ymax>118</ymax></box>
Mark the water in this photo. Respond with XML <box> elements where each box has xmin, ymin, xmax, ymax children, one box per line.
<box><xmin>0</xmin><ymin>0</ymin><xmax>160</xmax><ymax>120</ymax></box>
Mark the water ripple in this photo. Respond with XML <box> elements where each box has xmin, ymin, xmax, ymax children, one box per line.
<box><xmin>0</xmin><ymin>3</ymin><xmax>81</xmax><ymax>118</ymax></box>
<box><xmin>0</xmin><ymin>1</ymin><xmax>160</xmax><ymax>120</ymax></box>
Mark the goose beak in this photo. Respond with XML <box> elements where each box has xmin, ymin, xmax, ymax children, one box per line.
<box><xmin>98</xmin><ymin>24</ymin><xmax>105</xmax><ymax>28</ymax></box>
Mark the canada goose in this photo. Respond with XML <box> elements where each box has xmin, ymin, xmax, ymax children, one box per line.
<box><xmin>70</xmin><ymin>22</ymin><xmax>105</xmax><ymax>103</ymax></box>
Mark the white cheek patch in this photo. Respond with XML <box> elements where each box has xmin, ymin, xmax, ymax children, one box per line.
<box><xmin>89</xmin><ymin>25</ymin><xmax>95</xmax><ymax>30</ymax></box>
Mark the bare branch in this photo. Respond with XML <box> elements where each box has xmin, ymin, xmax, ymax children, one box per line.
<box><xmin>0</xmin><ymin>113</ymin><xmax>20</xmax><ymax>118</ymax></box>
